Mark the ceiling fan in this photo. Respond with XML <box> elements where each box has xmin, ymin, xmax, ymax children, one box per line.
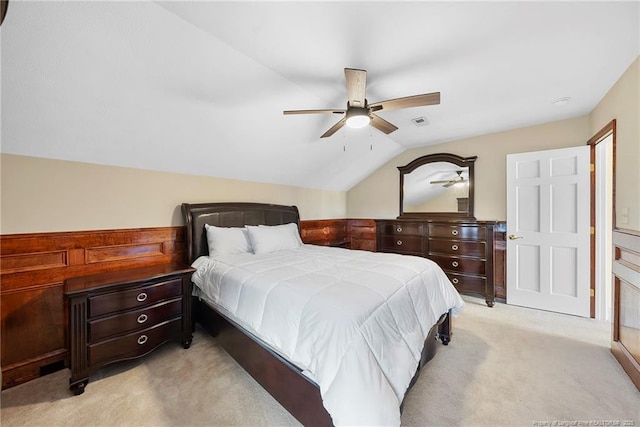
<box><xmin>430</xmin><ymin>170</ymin><xmax>467</xmax><ymax>188</ymax></box>
<box><xmin>283</xmin><ymin>68</ymin><xmax>440</xmax><ymax>138</ymax></box>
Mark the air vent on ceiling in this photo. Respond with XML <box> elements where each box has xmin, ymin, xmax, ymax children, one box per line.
<box><xmin>412</xmin><ymin>116</ymin><xmax>429</xmax><ymax>127</ymax></box>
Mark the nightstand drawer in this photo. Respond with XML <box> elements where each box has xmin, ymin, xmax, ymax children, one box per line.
<box><xmin>429</xmin><ymin>239</ymin><xmax>485</xmax><ymax>257</ymax></box>
<box><xmin>88</xmin><ymin>318</ymin><xmax>182</xmax><ymax>366</ymax></box>
<box><xmin>89</xmin><ymin>278</ymin><xmax>182</xmax><ymax>317</ymax></box>
<box><xmin>88</xmin><ymin>298</ymin><xmax>182</xmax><ymax>342</ymax></box>
<box><xmin>430</xmin><ymin>255</ymin><xmax>485</xmax><ymax>275</ymax></box>
<box><xmin>379</xmin><ymin>235</ymin><xmax>423</xmax><ymax>255</ymax></box>
<box><xmin>428</xmin><ymin>224</ymin><xmax>486</xmax><ymax>240</ymax></box>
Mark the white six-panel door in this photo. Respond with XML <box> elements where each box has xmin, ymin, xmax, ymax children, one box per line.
<box><xmin>506</xmin><ymin>146</ymin><xmax>590</xmax><ymax>317</ymax></box>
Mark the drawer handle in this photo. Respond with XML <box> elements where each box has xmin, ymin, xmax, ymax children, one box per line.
<box><xmin>136</xmin><ymin>292</ymin><xmax>148</xmax><ymax>302</ymax></box>
<box><xmin>137</xmin><ymin>314</ymin><xmax>148</xmax><ymax>324</ymax></box>
<box><xmin>396</xmin><ymin>226</ymin><xmax>403</xmax><ymax>233</ymax></box>
<box><xmin>452</xmin><ymin>277</ymin><xmax>460</xmax><ymax>285</ymax></box>
<box><xmin>137</xmin><ymin>335</ymin><xmax>148</xmax><ymax>345</ymax></box>
<box><xmin>452</xmin><ymin>244</ymin><xmax>459</xmax><ymax>251</ymax></box>
<box><xmin>397</xmin><ymin>240</ymin><xmax>403</xmax><ymax>246</ymax></box>
<box><xmin>452</xmin><ymin>261</ymin><xmax>459</xmax><ymax>268</ymax></box>
<box><xmin>451</xmin><ymin>229</ymin><xmax>459</xmax><ymax>236</ymax></box>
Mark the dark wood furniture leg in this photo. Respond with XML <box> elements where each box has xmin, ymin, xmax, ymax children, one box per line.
<box><xmin>438</xmin><ymin>309</ymin><xmax>452</xmax><ymax>345</ymax></box>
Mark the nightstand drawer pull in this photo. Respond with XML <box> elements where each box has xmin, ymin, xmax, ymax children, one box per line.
<box><xmin>137</xmin><ymin>314</ymin><xmax>148</xmax><ymax>324</ymax></box>
<box><xmin>137</xmin><ymin>335</ymin><xmax>148</xmax><ymax>345</ymax></box>
<box><xmin>136</xmin><ymin>292</ymin><xmax>148</xmax><ymax>302</ymax></box>
<box><xmin>452</xmin><ymin>261</ymin><xmax>459</xmax><ymax>268</ymax></box>
<box><xmin>452</xmin><ymin>278</ymin><xmax>460</xmax><ymax>285</ymax></box>
<box><xmin>397</xmin><ymin>240</ymin><xmax>403</xmax><ymax>246</ymax></box>
<box><xmin>396</xmin><ymin>226</ymin><xmax>403</xmax><ymax>233</ymax></box>
<box><xmin>451</xmin><ymin>229</ymin><xmax>459</xmax><ymax>236</ymax></box>
<box><xmin>452</xmin><ymin>244</ymin><xmax>459</xmax><ymax>251</ymax></box>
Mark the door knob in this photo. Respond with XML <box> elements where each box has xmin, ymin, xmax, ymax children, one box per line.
<box><xmin>508</xmin><ymin>234</ymin><xmax>523</xmax><ymax>240</ymax></box>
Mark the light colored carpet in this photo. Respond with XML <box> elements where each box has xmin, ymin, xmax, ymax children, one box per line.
<box><xmin>2</xmin><ymin>297</ymin><xmax>639</xmax><ymax>426</ymax></box>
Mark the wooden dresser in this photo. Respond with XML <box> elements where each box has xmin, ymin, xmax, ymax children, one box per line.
<box><xmin>376</xmin><ymin>220</ymin><xmax>506</xmax><ymax>306</ymax></box>
<box><xmin>65</xmin><ymin>263</ymin><xmax>194</xmax><ymax>395</ymax></box>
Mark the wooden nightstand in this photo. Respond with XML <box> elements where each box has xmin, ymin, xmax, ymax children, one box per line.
<box><xmin>64</xmin><ymin>263</ymin><xmax>195</xmax><ymax>395</ymax></box>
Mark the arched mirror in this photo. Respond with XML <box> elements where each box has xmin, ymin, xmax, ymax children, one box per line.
<box><xmin>398</xmin><ymin>153</ymin><xmax>477</xmax><ymax>219</ymax></box>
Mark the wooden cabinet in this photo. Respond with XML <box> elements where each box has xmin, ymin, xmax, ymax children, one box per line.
<box><xmin>611</xmin><ymin>230</ymin><xmax>640</xmax><ymax>390</ymax></box>
<box><xmin>65</xmin><ymin>263</ymin><xmax>194</xmax><ymax>395</ymax></box>
<box><xmin>376</xmin><ymin>220</ymin><xmax>505</xmax><ymax>307</ymax></box>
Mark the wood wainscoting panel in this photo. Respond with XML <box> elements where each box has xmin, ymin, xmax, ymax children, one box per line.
<box><xmin>0</xmin><ymin>227</ymin><xmax>186</xmax><ymax>390</ymax></box>
<box><xmin>0</xmin><ymin>251</ymin><xmax>68</xmax><ymax>274</ymax></box>
<box><xmin>300</xmin><ymin>219</ymin><xmax>377</xmax><ymax>250</ymax></box>
<box><xmin>1</xmin><ymin>283</ymin><xmax>66</xmax><ymax>388</ymax></box>
<box><xmin>300</xmin><ymin>219</ymin><xmax>348</xmax><ymax>247</ymax></box>
<box><xmin>348</xmin><ymin>219</ymin><xmax>377</xmax><ymax>252</ymax></box>
<box><xmin>85</xmin><ymin>242</ymin><xmax>165</xmax><ymax>264</ymax></box>
<box><xmin>494</xmin><ymin>222</ymin><xmax>507</xmax><ymax>300</ymax></box>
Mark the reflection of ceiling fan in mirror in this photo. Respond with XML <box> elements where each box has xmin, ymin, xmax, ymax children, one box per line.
<box><xmin>283</xmin><ymin>68</ymin><xmax>440</xmax><ymax>138</ymax></box>
<box><xmin>430</xmin><ymin>170</ymin><xmax>468</xmax><ymax>188</ymax></box>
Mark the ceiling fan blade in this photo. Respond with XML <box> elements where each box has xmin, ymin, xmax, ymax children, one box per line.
<box><xmin>370</xmin><ymin>113</ymin><xmax>398</xmax><ymax>134</ymax></box>
<box><xmin>345</xmin><ymin>68</ymin><xmax>367</xmax><ymax>108</ymax></box>
<box><xmin>443</xmin><ymin>182</ymin><xmax>455</xmax><ymax>188</ymax></box>
<box><xmin>321</xmin><ymin>117</ymin><xmax>346</xmax><ymax>138</ymax></box>
<box><xmin>370</xmin><ymin>92</ymin><xmax>440</xmax><ymax>112</ymax></box>
<box><xmin>283</xmin><ymin>109</ymin><xmax>345</xmax><ymax>115</ymax></box>
<box><xmin>430</xmin><ymin>180</ymin><xmax>452</xmax><ymax>184</ymax></box>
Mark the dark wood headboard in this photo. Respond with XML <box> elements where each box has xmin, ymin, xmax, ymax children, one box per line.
<box><xmin>181</xmin><ymin>202</ymin><xmax>300</xmax><ymax>264</ymax></box>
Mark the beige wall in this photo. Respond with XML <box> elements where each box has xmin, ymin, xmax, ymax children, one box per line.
<box><xmin>589</xmin><ymin>57</ymin><xmax>640</xmax><ymax>232</ymax></box>
<box><xmin>347</xmin><ymin>116</ymin><xmax>590</xmax><ymax>220</ymax></box>
<box><xmin>0</xmin><ymin>154</ymin><xmax>346</xmax><ymax>234</ymax></box>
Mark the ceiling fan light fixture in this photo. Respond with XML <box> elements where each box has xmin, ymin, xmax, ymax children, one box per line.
<box><xmin>345</xmin><ymin>108</ymin><xmax>371</xmax><ymax>129</ymax></box>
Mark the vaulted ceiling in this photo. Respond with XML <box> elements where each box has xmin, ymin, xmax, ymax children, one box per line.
<box><xmin>2</xmin><ymin>1</ymin><xmax>638</xmax><ymax>191</ymax></box>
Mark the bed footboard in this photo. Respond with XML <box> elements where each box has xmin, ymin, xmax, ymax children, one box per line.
<box><xmin>193</xmin><ymin>297</ymin><xmax>333</xmax><ymax>427</ymax></box>
<box><xmin>194</xmin><ymin>297</ymin><xmax>451</xmax><ymax>426</ymax></box>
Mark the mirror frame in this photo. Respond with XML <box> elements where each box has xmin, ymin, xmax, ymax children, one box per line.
<box><xmin>398</xmin><ymin>153</ymin><xmax>477</xmax><ymax>219</ymax></box>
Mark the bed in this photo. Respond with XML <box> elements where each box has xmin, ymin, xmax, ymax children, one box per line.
<box><xmin>182</xmin><ymin>202</ymin><xmax>464</xmax><ymax>426</ymax></box>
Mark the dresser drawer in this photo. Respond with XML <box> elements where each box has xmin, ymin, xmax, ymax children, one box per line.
<box><xmin>88</xmin><ymin>318</ymin><xmax>182</xmax><ymax>366</ymax></box>
<box><xmin>428</xmin><ymin>224</ymin><xmax>486</xmax><ymax>240</ymax></box>
<box><xmin>430</xmin><ymin>254</ymin><xmax>485</xmax><ymax>275</ymax></box>
<box><xmin>446</xmin><ymin>273</ymin><xmax>486</xmax><ymax>296</ymax></box>
<box><xmin>379</xmin><ymin>222</ymin><xmax>422</xmax><ymax>236</ymax></box>
<box><xmin>89</xmin><ymin>278</ymin><xmax>182</xmax><ymax>317</ymax></box>
<box><xmin>379</xmin><ymin>235</ymin><xmax>423</xmax><ymax>255</ymax></box>
<box><xmin>429</xmin><ymin>239</ymin><xmax>486</xmax><ymax>257</ymax></box>
<box><xmin>88</xmin><ymin>298</ymin><xmax>182</xmax><ymax>343</ymax></box>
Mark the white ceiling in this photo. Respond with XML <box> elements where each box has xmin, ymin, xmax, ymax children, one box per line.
<box><xmin>2</xmin><ymin>1</ymin><xmax>638</xmax><ymax>191</ymax></box>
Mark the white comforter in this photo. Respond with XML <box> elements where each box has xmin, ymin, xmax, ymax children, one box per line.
<box><xmin>191</xmin><ymin>245</ymin><xmax>464</xmax><ymax>426</ymax></box>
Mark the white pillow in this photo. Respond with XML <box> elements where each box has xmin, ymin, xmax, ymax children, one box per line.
<box><xmin>204</xmin><ymin>224</ymin><xmax>252</xmax><ymax>256</ymax></box>
<box><xmin>245</xmin><ymin>223</ymin><xmax>303</xmax><ymax>255</ymax></box>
